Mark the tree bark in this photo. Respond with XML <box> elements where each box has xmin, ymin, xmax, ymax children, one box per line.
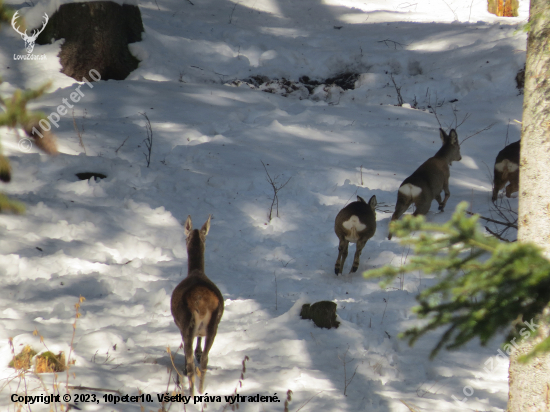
<box><xmin>509</xmin><ymin>0</ymin><xmax>550</xmax><ymax>411</ymax></box>
<box><xmin>36</xmin><ymin>1</ymin><xmax>143</xmax><ymax>81</ymax></box>
<box><xmin>488</xmin><ymin>0</ymin><xmax>519</xmax><ymax>17</ymax></box>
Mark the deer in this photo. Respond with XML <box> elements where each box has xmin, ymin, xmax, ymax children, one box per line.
<box><xmin>12</xmin><ymin>11</ymin><xmax>49</xmax><ymax>54</ymax></box>
<box><xmin>492</xmin><ymin>140</ymin><xmax>520</xmax><ymax>202</ymax></box>
<box><xmin>334</xmin><ymin>195</ymin><xmax>377</xmax><ymax>275</ymax></box>
<box><xmin>171</xmin><ymin>215</ymin><xmax>224</xmax><ymax>396</ymax></box>
<box><xmin>388</xmin><ymin>128</ymin><xmax>462</xmax><ymax>240</ymax></box>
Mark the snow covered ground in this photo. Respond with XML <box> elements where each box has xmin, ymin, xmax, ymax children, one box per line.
<box><xmin>0</xmin><ymin>0</ymin><xmax>528</xmax><ymax>410</ymax></box>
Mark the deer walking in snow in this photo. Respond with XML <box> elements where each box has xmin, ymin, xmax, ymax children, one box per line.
<box><xmin>492</xmin><ymin>140</ymin><xmax>520</xmax><ymax>201</ymax></box>
<box><xmin>388</xmin><ymin>129</ymin><xmax>462</xmax><ymax>239</ymax></box>
<box><xmin>171</xmin><ymin>215</ymin><xmax>223</xmax><ymax>396</ymax></box>
<box><xmin>334</xmin><ymin>195</ymin><xmax>377</xmax><ymax>275</ymax></box>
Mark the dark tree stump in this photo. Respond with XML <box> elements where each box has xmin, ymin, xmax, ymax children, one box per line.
<box><xmin>300</xmin><ymin>301</ymin><xmax>340</xmax><ymax>329</ymax></box>
<box><xmin>36</xmin><ymin>1</ymin><xmax>144</xmax><ymax>81</ymax></box>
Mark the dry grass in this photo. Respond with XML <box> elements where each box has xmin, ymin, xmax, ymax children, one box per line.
<box><xmin>8</xmin><ymin>345</ymin><xmax>37</xmax><ymax>370</ymax></box>
<box><xmin>35</xmin><ymin>352</ymin><xmax>66</xmax><ymax>373</ymax></box>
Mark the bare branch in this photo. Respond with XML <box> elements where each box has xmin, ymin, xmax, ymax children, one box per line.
<box><xmin>139</xmin><ymin>112</ymin><xmax>153</xmax><ymax>167</ymax></box>
<box><xmin>465</xmin><ymin>210</ymin><xmax>517</xmax><ymax>229</ymax></box>
<box><xmin>228</xmin><ymin>2</ymin><xmax>239</xmax><ymax>24</ymax></box>
<box><xmin>72</xmin><ymin>109</ymin><xmax>87</xmax><ymax>155</ymax></box>
<box><xmin>261</xmin><ymin>160</ymin><xmax>292</xmax><ymax>221</ymax></box>
<box><xmin>115</xmin><ymin>136</ymin><xmax>130</xmax><ymax>154</ymax></box>
<box><xmin>339</xmin><ymin>346</ymin><xmax>359</xmax><ymax>396</ymax></box>
<box><xmin>460</xmin><ymin>122</ymin><xmax>496</xmax><ymax>145</ymax></box>
<box><xmin>67</xmin><ymin>386</ymin><xmax>122</xmax><ymax>394</ymax></box>
<box><xmin>450</xmin><ymin>105</ymin><xmax>470</xmax><ymax>130</ymax></box>
<box><xmin>484</xmin><ymin>226</ymin><xmax>512</xmax><ymax>242</ymax></box>
<box><xmin>378</xmin><ymin>39</ymin><xmax>407</xmax><ymax>49</ymax></box>
<box><xmin>389</xmin><ymin>73</ymin><xmax>404</xmax><ymax>106</ymax></box>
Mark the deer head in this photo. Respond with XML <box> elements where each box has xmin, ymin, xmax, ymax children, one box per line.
<box><xmin>12</xmin><ymin>11</ymin><xmax>49</xmax><ymax>54</ymax></box>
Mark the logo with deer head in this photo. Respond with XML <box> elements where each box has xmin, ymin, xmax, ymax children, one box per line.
<box><xmin>12</xmin><ymin>11</ymin><xmax>49</xmax><ymax>54</ymax></box>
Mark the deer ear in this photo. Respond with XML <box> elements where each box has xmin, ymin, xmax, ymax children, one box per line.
<box><xmin>439</xmin><ymin>128</ymin><xmax>448</xmax><ymax>143</ymax></box>
<box><xmin>201</xmin><ymin>215</ymin><xmax>211</xmax><ymax>237</ymax></box>
<box><xmin>368</xmin><ymin>195</ymin><xmax>377</xmax><ymax>209</ymax></box>
<box><xmin>184</xmin><ymin>215</ymin><xmax>193</xmax><ymax>237</ymax></box>
<box><xmin>449</xmin><ymin>129</ymin><xmax>458</xmax><ymax>144</ymax></box>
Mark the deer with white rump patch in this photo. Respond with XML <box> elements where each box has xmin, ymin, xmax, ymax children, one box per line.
<box><xmin>334</xmin><ymin>195</ymin><xmax>377</xmax><ymax>275</ymax></box>
<box><xmin>388</xmin><ymin>128</ymin><xmax>462</xmax><ymax>240</ymax></box>
<box><xmin>171</xmin><ymin>215</ymin><xmax>224</xmax><ymax>396</ymax></box>
<box><xmin>492</xmin><ymin>140</ymin><xmax>520</xmax><ymax>201</ymax></box>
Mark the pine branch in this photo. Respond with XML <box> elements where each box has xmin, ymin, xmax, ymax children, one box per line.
<box><xmin>364</xmin><ymin>202</ymin><xmax>550</xmax><ymax>360</ymax></box>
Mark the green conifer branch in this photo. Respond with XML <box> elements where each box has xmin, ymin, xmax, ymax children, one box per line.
<box><xmin>0</xmin><ymin>2</ymin><xmax>55</xmax><ymax>214</ymax></box>
<box><xmin>364</xmin><ymin>202</ymin><xmax>550</xmax><ymax>361</ymax></box>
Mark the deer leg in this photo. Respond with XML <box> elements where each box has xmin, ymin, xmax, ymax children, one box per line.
<box><xmin>182</xmin><ymin>333</ymin><xmax>196</xmax><ymax>396</ymax></box>
<box><xmin>413</xmin><ymin>193</ymin><xmax>432</xmax><ymax>216</ymax></box>
<box><xmin>350</xmin><ymin>239</ymin><xmax>367</xmax><ymax>273</ymax></box>
<box><xmin>438</xmin><ymin>193</ymin><xmax>445</xmax><ymax>211</ymax></box>
<box><xmin>505</xmin><ymin>182</ymin><xmax>518</xmax><ymax>197</ymax></box>
<box><xmin>439</xmin><ymin>181</ymin><xmax>450</xmax><ymax>211</ymax></box>
<box><xmin>195</xmin><ymin>337</ymin><xmax>203</xmax><ymax>363</ymax></box>
<box><xmin>493</xmin><ymin>172</ymin><xmax>507</xmax><ymax>201</ymax></box>
<box><xmin>391</xmin><ymin>195</ymin><xmax>411</xmax><ymax>222</ymax></box>
<box><xmin>197</xmin><ymin>318</ymin><xmax>220</xmax><ymax>394</ymax></box>
<box><xmin>389</xmin><ymin>194</ymin><xmax>413</xmax><ymax>239</ymax></box>
<box><xmin>335</xmin><ymin>238</ymin><xmax>349</xmax><ymax>275</ymax></box>
<box><xmin>505</xmin><ymin>172</ymin><xmax>519</xmax><ymax>198</ymax></box>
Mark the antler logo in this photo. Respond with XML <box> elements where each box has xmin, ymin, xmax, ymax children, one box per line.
<box><xmin>12</xmin><ymin>11</ymin><xmax>49</xmax><ymax>54</ymax></box>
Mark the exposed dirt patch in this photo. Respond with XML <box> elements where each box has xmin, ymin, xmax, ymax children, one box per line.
<box><xmin>76</xmin><ymin>172</ymin><xmax>107</xmax><ymax>181</ymax></box>
<box><xmin>226</xmin><ymin>72</ymin><xmax>360</xmax><ymax>102</ymax></box>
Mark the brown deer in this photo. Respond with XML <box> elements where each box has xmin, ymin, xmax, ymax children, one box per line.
<box><xmin>388</xmin><ymin>129</ymin><xmax>462</xmax><ymax>240</ymax></box>
<box><xmin>334</xmin><ymin>195</ymin><xmax>377</xmax><ymax>275</ymax></box>
<box><xmin>171</xmin><ymin>215</ymin><xmax>224</xmax><ymax>396</ymax></box>
<box><xmin>492</xmin><ymin>140</ymin><xmax>520</xmax><ymax>201</ymax></box>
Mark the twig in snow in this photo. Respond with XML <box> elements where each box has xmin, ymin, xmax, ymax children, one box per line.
<box><xmin>115</xmin><ymin>136</ymin><xmax>130</xmax><ymax>154</ymax></box>
<box><xmin>64</xmin><ymin>296</ymin><xmax>85</xmax><ymax>409</ymax></box>
<box><xmin>261</xmin><ymin>160</ymin><xmax>292</xmax><ymax>221</ymax></box>
<box><xmin>381</xmin><ymin>297</ymin><xmax>389</xmax><ymax>324</ymax></box>
<box><xmin>228</xmin><ymin>2</ymin><xmax>239</xmax><ymax>24</ymax></box>
<box><xmin>389</xmin><ymin>73</ymin><xmax>404</xmax><ymax>106</ymax></box>
<box><xmin>274</xmin><ymin>272</ymin><xmax>278</xmax><ymax>311</ymax></box>
<box><xmin>139</xmin><ymin>112</ymin><xmax>153</xmax><ymax>168</ymax></box>
<box><xmin>401</xmin><ymin>399</ymin><xmax>422</xmax><ymax>412</ymax></box>
<box><xmin>440</xmin><ymin>0</ymin><xmax>458</xmax><ymax>20</ymax></box>
<box><xmin>378</xmin><ymin>39</ymin><xmax>407</xmax><ymax>49</ymax></box>
<box><xmin>72</xmin><ymin>109</ymin><xmax>87</xmax><ymax>155</ymax></box>
<box><xmin>295</xmin><ymin>391</ymin><xmax>324</xmax><ymax>412</ymax></box>
<box><xmin>283</xmin><ymin>389</ymin><xmax>293</xmax><ymax>412</ymax></box>
<box><xmin>67</xmin><ymin>386</ymin><xmax>122</xmax><ymax>394</ymax></box>
<box><xmin>339</xmin><ymin>346</ymin><xmax>358</xmax><ymax>396</ymax></box>
<box><xmin>399</xmin><ymin>244</ymin><xmax>411</xmax><ymax>289</ymax></box>
<box><xmin>222</xmin><ymin>356</ymin><xmax>249</xmax><ymax>411</ymax></box>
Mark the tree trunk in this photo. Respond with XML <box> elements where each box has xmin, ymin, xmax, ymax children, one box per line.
<box><xmin>488</xmin><ymin>0</ymin><xmax>519</xmax><ymax>17</ymax></box>
<box><xmin>36</xmin><ymin>1</ymin><xmax>144</xmax><ymax>81</ymax></box>
<box><xmin>509</xmin><ymin>0</ymin><xmax>550</xmax><ymax>411</ymax></box>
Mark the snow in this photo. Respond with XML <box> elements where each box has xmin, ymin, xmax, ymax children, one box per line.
<box><xmin>1</xmin><ymin>0</ymin><xmax>527</xmax><ymax>410</ymax></box>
